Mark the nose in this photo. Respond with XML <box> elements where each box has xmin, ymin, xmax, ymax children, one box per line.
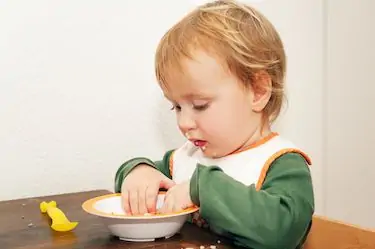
<box><xmin>177</xmin><ymin>110</ymin><xmax>196</xmax><ymax>134</ymax></box>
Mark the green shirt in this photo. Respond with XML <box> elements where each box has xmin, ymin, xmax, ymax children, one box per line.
<box><xmin>114</xmin><ymin>150</ymin><xmax>314</xmax><ymax>249</ymax></box>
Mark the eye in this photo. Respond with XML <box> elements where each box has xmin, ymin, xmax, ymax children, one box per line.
<box><xmin>170</xmin><ymin>104</ymin><xmax>181</xmax><ymax>112</ymax></box>
<box><xmin>193</xmin><ymin>103</ymin><xmax>209</xmax><ymax>111</ymax></box>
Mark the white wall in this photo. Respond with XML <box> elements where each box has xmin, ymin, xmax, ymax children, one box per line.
<box><xmin>325</xmin><ymin>0</ymin><xmax>375</xmax><ymax>229</ymax></box>
<box><xmin>0</xmin><ymin>0</ymin><xmax>195</xmax><ymax>200</ymax></box>
<box><xmin>2</xmin><ymin>0</ymin><xmax>372</xmax><ymax>229</ymax></box>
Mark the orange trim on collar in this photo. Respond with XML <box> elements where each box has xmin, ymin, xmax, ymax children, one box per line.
<box><xmin>229</xmin><ymin>132</ymin><xmax>279</xmax><ymax>155</ymax></box>
<box><xmin>169</xmin><ymin>132</ymin><xmax>279</xmax><ymax>176</ymax></box>
<box><xmin>169</xmin><ymin>151</ymin><xmax>175</xmax><ymax>178</ymax></box>
<box><xmin>255</xmin><ymin>148</ymin><xmax>312</xmax><ymax>191</ymax></box>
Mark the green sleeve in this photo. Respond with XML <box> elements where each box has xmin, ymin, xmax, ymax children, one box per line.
<box><xmin>190</xmin><ymin>153</ymin><xmax>314</xmax><ymax>249</ymax></box>
<box><xmin>114</xmin><ymin>150</ymin><xmax>174</xmax><ymax>193</ymax></box>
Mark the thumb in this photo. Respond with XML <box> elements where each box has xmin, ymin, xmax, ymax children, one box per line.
<box><xmin>160</xmin><ymin>177</ymin><xmax>175</xmax><ymax>189</ymax></box>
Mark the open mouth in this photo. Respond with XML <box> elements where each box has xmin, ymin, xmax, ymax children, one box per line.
<box><xmin>192</xmin><ymin>140</ymin><xmax>207</xmax><ymax>148</ymax></box>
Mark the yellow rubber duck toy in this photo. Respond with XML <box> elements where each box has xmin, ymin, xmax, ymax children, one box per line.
<box><xmin>40</xmin><ymin>201</ymin><xmax>78</xmax><ymax>232</ymax></box>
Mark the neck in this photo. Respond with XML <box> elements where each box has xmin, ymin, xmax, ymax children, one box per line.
<box><xmin>229</xmin><ymin>122</ymin><xmax>272</xmax><ymax>155</ymax></box>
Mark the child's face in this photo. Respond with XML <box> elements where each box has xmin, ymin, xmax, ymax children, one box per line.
<box><xmin>163</xmin><ymin>50</ymin><xmax>267</xmax><ymax>158</ymax></box>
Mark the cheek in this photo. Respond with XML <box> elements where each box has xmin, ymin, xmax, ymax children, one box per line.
<box><xmin>198</xmin><ymin>99</ymin><xmax>254</xmax><ymax>137</ymax></box>
<box><xmin>196</xmin><ymin>105</ymin><xmax>237</xmax><ymax>136</ymax></box>
<box><xmin>195</xmin><ymin>111</ymin><xmax>218</xmax><ymax>133</ymax></box>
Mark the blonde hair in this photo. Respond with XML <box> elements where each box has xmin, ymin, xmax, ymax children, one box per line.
<box><xmin>155</xmin><ymin>0</ymin><xmax>286</xmax><ymax>123</ymax></box>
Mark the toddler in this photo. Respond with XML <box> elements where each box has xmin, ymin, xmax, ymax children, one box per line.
<box><xmin>114</xmin><ymin>1</ymin><xmax>314</xmax><ymax>248</ymax></box>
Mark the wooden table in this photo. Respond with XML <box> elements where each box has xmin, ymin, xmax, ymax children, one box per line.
<box><xmin>0</xmin><ymin>190</ymin><xmax>239</xmax><ymax>249</ymax></box>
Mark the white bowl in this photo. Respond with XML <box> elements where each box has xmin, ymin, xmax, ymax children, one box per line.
<box><xmin>82</xmin><ymin>192</ymin><xmax>199</xmax><ymax>242</ymax></box>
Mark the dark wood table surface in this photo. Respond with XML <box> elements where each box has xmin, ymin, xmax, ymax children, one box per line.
<box><xmin>0</xmin><ymin>189</ymin><xmax>239</xmax><ymax>249</ymax></box>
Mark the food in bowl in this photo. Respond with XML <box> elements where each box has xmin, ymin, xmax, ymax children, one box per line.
<box><xmin>82</xmin><ymin>192</ymin><xmax>199</xmax><ymax>242</ymax></box>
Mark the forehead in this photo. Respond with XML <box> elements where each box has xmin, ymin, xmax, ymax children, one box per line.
<box><xmin>162</xmin><ymin>50</ymin><xmax>235</xmax><ymax>100</ymax></box>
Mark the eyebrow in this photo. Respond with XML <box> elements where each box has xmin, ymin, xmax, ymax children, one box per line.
<box><xmin>183</xmin><ymin>93</ymin><xmax>210</xmax><ymax>99</ymax></box>
<box><xmin>164</xmin><ymin>93</ymin><xmax>211</xmax><ymax>101</ymax></box>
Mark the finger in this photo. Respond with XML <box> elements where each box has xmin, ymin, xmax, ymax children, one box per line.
<box><xmin>166</xmin><ymin>198</ymin><xmax>175</xmax><ymax>214</ymax></box>
<box><xmin>129</xmin><ymin>190</ymin><xmax>139</xmax><ymax>215</ymax></box>
<box><xmin>168</xmin><ymin>195</ymin><xmax>180</xmax><ymax>213</ymax></box>
<box><xmin>138</xmin><ymin>187</ymin><xmax>148</xmax><ymax>215</ymax></box>
<box><xmin>145</xmin><ymin>185</ymin><xmax>158</xmax><ymax>213</ymax></box>
<box><xmin>160</xmin><ymin>195</ymin><xmax>174</xmax><ymax>214</ymax></box>
<box><xmin>121</xmin><ymin>188</ymin><xmax>131</xmax><ymax>215</ymax></box>
<box><xmin>160</xmin><ymin>177</ymin><xmax>176</xmax><ymax>190</ymax></box>
<box><xmin>173</xmin><ymin>202</ymin><xmax>184</xmax><ymax>213</ymax></box>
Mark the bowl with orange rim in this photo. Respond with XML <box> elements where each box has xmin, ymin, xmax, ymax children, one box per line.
<box><xmin>82</xmin><ymin>191</ymin><xmax>199</xmax><ymax>242</ymax></box>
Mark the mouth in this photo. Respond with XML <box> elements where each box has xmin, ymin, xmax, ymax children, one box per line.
<box><xmin>190</xmin><ymin>139</ymin><xmax>207</xmax><ymax>148</ymax></box>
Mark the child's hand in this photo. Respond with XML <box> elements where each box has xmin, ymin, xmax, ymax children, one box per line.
<box><xmin>121</xmin><ymin>164</ymin><xmax>175</xmax><ymax>215</ymax></box>
<box><xmin>159</xmin><ymin>181</ymin><xmax>193</xmax><ymax>214</ymax></box>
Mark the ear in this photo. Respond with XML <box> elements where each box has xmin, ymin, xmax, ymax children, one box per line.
<box><xmin>251</xmin><ymin>71</ymin><xmax>272</xmax><ymax>113</ymax></box>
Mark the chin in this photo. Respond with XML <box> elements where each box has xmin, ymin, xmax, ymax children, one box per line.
<box><xmin>201</xmin><ymin>148</ymin><xmax>222</xmax><ymax>159</ymax></box>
